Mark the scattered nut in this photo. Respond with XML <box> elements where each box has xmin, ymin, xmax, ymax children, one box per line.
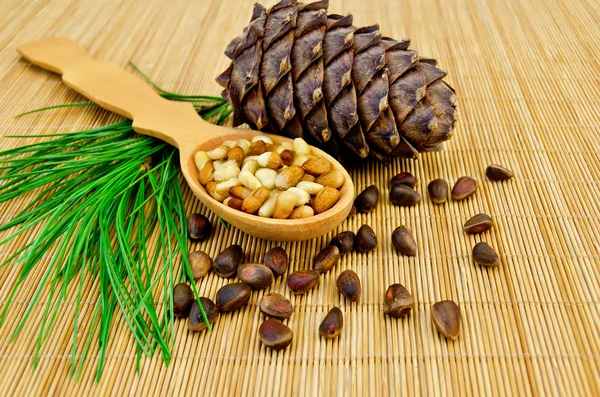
<box><xmin>432</xmin><ymin>300</ymin><xmax>461</xmax><ymax>340</ymax></box>
<box><xmin>287</xmin><ymin>270</ymin><xmax>320</xmax><ymax>294</ymax></box>
<box><xmin>330</xmin><ymin>231</ymin><xmax>355</xmax><ymax>255</ymax></box>
<box><xmin>390</xmin><ymin>185</ymin><xmax>421</xmax><ymax>206</ymax></box>
<box><xmin>472</xmin><ymin>242</ymin><xmax>500</xmax><ymax>267</ymax></box>
<box><xmin>354</xmin><ymin>185</ymin><xmax>379</xmax><ymax>213</ymax></box>
<box><xmin>452</xmin><ymin>176</ymin><xmax>477</xmax><ymax>200</ymax></box>
<box><xmin>187</xmin><ymin>213</ymin><xmax>212</xmax><ymax>241</ymax></box>
<box><xmin>237</xmin><ymin>263</ymin><xmax>274</xmax><ymax>290</ymax></box>
<box><xmin>319</xmin><ymin>307</ymin><xmax>343</xmax><ymax>339</ymax></box>
<box><xmin>215</xmin><ymin>283</ymin><xmax>251</xmax><ymax>312</ymax></box>
<box><xmin>355</xmin><ymin>225</ymin><xmax>378</xmax><ymax>252</ymax></box>
<box><xmin>259</xmin><ymin>293</ymin><xmax>294</xmax><ymax>319</ymax></box>
<box><xmin>313</xmin><ymin>245</ymin><xmax>340</xmax><ymax>273</ymax></box>
<box><xmin>173</xmin><ymin>283</ymin><xmax>194</xmax><ymax>317</ymax></box>
<box><xmin>336</xmin><ymin>270</ymin><xmax>361</xmax><ymax>302</ymax></box>
<box><xmin>213</xmin><ymin>244</ymin><xmax>243</xmax><ymax>278</ymax></box>
<box><xmin>189</xmin><ymin>251</ymin><xmax>212</xmax><ymax>279</ymax></box>
<box><xmin>486</xmin><ymin>164</ymin><xmax>514</xmax><ymax>181</ymax></box>
<box><xmin>391</xmin><ymin>226</ymin><xmax>417</xmax><ymax>256</ymax></box>
<box><xmin>189</xmin><ymin>297</ymin><xmax>219</xmax><ymax>332</ymax></box>
<box><xmin>428</xmin><ymin>179</ymin><xmax>448</xmax><ymax>204</ymax></box>
<box><xmin>384</xmin><ymin>284</ymin><xmax>414</xmax><ymax>318</ymax></box>
<box><xmin>259</xmin><ymin>318</ymin><xmax>293</xmax><ymax>350</ymax></box>
<box><xmin>390</xmin><ymin>172</ymin><xmax>416</xmax><ymax>188</ymax></box>
<box><xmin>463</xmin><ymin>214</ymin><xmax>493</xmax><ymax>234</ymax></box>
<box><xmin>263</xmin><ymin>247</ymin><xmax>289</xmax><ymax>277</ymax></box>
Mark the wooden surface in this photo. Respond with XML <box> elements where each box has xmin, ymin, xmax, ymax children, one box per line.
<box><xmin>0</xmin><ymin>0</ymin><xmax>599</xmax><ymax>395</ymax></box>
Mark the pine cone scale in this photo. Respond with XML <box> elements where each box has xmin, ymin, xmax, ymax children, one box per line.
<box><xmin>218</xmin><ymin>0</ymin><xmax>457</xmax><ymax>163</ymax></box>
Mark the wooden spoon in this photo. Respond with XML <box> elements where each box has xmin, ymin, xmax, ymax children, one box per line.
<box><xmin>16</xmin><ymin>37</ymin><xmax>354</xmax><ymax>241</ymax></box>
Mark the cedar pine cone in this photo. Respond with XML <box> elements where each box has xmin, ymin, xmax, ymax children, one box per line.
<box><xmin>217</xmin><ymin>0</ymin><xmax>456</xmax><ymax>164</ymax></box>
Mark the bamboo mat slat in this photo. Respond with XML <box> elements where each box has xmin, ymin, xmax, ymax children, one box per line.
<box><xmin>0</xmin><ymin>0</ymin><xmax>599</xmax><ymax>395</ymax></box>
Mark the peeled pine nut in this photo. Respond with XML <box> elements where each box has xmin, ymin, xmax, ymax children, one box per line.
<box><xmin>194</xmin><ymin>151</ymin><xmax>210</xmax><ymax>172</ymax></box>
<box><xmin>205</xmin><ymin>181</ymin><xmax>226</xmax><ymax>202</ymax></box>
<box><xmin>286</xmin><ymin>187</ymin><xmax>310</xmax><ymax>207</ymax></box>
<box><xmin>292</xmin><ymin>155</ymin><xmax>308</xmax><ymax>166</ymax></box>
<box><xmin>273</xmin><ymin>191</ymin><xmax>296</xmax><ymax>219</ymax></box>
<box><xmin>224</xmin><ymin>196</ymin><xmax>243</xmax><ymax>211</ymax></box>
<box><xmin>257</xmin><ymin>152</ymin><xmax>282</xmax><ymax>169</ymax></box>
<box><xmin>290</xmin><ymin>205</ymin><xmax>314</xmax><ymax>219</ymax></box>
<box><xmin>229</xmin><ymin>185</ymin><xmax>252</xmax><ymax>199</ymax></box>
<box><xmin>213</xmin><ymin>160</ymin><xmax>240</xmax><ymax>182</ymax></box>
<box><xmin>274</xmin><ymin>142</ymin><xmax>293</xmax><ymax>154</ymax></box>
<box><xmin>242</xmin><ymin>159</ymin><xmax>260</xmax><ymax>174</ymax></box>
<box><xmin>258</xmin><ymin>192</ymin><xmax>279</xmax><ymax>217</ymax></box>
<box><xmin>239</xmin><ymin>170</ymin><xmax>263</xmax><ymax>190</ymax></box>
<box><xmin>252</xmin><ymin>135</ymin><xmax>273</xmax><ymax>145</ymax></box>
<box><xmin>295</xmin><ymin>181</ymin><xmax>324</xmax><ymax>195</ymax></box>
<box><xmin>275</xmin><ymin>165</ymin><xmax>305</xmax><ymax>191</ymax></box>
<box><xmin>221</xmin><ymin>140</ymin><xmax>237</xmax><ymax>148</ymax></box>
<box><xmin>242</xmin><ymin>186</ymin><xmax>270</xmax><ymax>214</ymax></box>
<box><xmin>227</xmin><ymin>146</ymin><xmax>245</xmax><ymax>166</ymax></box>
<box><xmin>215</xmin><ymin>178</ymin><xmax>241</xmax><ymax>197</ymax></box>
<box><xmin>207</xmin><ymin>146</ymin><xmax>228</xmax><ymax>160</ymax></box>
<box><xmin>293</xmin><ymin>138</ymin><xmax>310</xmax><ymax>155</ymax></box>
<box><xmin>237</xmin><ymin>139</ymin><xmax>251</xmax><ymax>154</ymax></box>
<box><xmin>198</xmin><ymin>161</ymin><xmax>215</xmax><ymax>185</ymax></box>
<box><xmin>255</xmin><ymin>168</ymin><xmax>278</xmax><ymax>190</ymax></box>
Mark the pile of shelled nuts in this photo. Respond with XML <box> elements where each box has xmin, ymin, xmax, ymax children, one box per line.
<box><xmin>194</xmin><ymin>136</ymin><xmax>344</xmax><ymax>219</ymax></box>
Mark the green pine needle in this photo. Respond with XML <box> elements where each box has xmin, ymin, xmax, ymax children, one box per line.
<box><xmin>0</xmin><ymin>67</ymin><xmax>232</xmax><ymax>381</ymax></box>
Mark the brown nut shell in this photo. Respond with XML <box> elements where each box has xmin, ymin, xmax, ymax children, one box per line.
<box><xmin>432</xmin><ymin>300</ymin><xmax>461</xmax><ymax>340</ymax></box>
<box><xmin>319</xmin><ymin>307</ymin><xmax>343</xmax><ymax>339</ymax></box>
<box><xmin>486</xmin><ymin>164</ymin><xmax>514</xmax><ymax>181</ymax></box>
<box><xmin>215</xmin><ymin>283</ymin><xmax>251</xmax><ymax>312</ymax></box>
<box><xmin>428</xmin><ymin>179</ymin><xmax>448</xmax><ymax>204</ymax></box>
<box><xmin>336</xmin><ymin>270</ymin><xmax>361</xmax><ymax>302</ymax></box>
<box><xmin>259</xmin><ymin>293</ymin><xmax>294</xmax><ymax>320</ymax></box>
<box><xmin>213</xmin><ymin>244</ymin><xmax>243</xmax><ymax>278</ymax></box>
<box><xmin>187</xmin><ymin>213</ymin><xmax>212</xmax><ymax>241</ymax></box>
<box><xmin>313</xmin><ymin>245</ymin><xmax>340</xmax><ymax>273</ymax></box>
<box><xmin>389</xmin><ymin>185</ymin><xmax>421</xmax><ymax>206</ymax></box>
<box><xmin>173</xmin><ymin>283</ymin><xmax>194</xmax><ymax>317</ymax></box>
<box><xmin>451</xmin><ymin>176</ymin><xmax>477</xmax><ymax>200</ymax></box>
<box><xmin>391</xmin><ymin>226</ymin><xmax>417</xmax><ymax>257</ymax></box>
<box><xmin>189</xmin><ymin>251</ymin><xmax>212</xmax><ymax>279</ymax></box>
<box><xmin>287</xmin><ymin>270</ymin><xmax>320</xmax><ymax>294</ymax></box>
<box><xmin>384</xmin><ymin>284</ymin><xmax>414</xmax><ymax>318</ymax></box>
<box><xmin>472</xmin><ymin>242</ymin><xmax>501</xmax><ymax>267</ymax></box>
<box><xmin>355</xmin><ymin>225</ymin><xmax>378</xmax><ymax>252</ymax></box>
<box><xmin>330</xmin><ymin>231</ymin><xmax>355</xmax><ymax>255</ymax></box>
<box><xmin>463</xmin><ymin>214</ymin><xmax>493</xmax><ymax>234</ymax></box>
<box><xmin>189</xmin><ymin>297</ymin><xmax>219</xmax><ymax>332</ymax></box>
<box><xmin>237</xmin><ymin>263</ymin><xmax>275</xmax><ymax>290</ymax></box>
<box><xmin>258</xmin><ymin>318</ymin><xmax>293</xmax><ymax>350</ymax></box>
<box><xmin>263</xmin><ymin>247</ymin><xmax>288</xmax><ymax>277</ymax></box>
<box><xmin>390</xmin><ymin>172</ymin><xmax>416</xmax><ymax>188</ymax></box>
<box><xmin>354</xmin><ymin>185</ymin><xmax>379</xmax><ymax>213</ymax></box>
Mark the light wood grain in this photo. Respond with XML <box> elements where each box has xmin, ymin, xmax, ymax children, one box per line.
<box><xmin>0</xmin><ymin>0</ymin><xmax>599</xmax><ymax>396</ymax></box>
<box><xmin>17</xmin><ymin>37</ymin><xmax>354</xmax><ymax>241</ymax></box>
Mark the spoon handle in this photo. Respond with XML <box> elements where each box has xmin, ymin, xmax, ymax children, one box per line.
<box><xmin>17</xmin><ymin>37</ymin><xmax>213</xmax><ymax>149</ymax></box>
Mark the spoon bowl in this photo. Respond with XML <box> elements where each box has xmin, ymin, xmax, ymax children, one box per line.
<box><xmin>17</xmin><ymin>37</ymin><xmax>354</xmax><ymax>241</ymax></box>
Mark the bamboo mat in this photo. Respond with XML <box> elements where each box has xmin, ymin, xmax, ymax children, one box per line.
<box><xmin>0</xmin><ymin>0</ymin><xmax>599</xmax><ymax>395</ymax></box>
